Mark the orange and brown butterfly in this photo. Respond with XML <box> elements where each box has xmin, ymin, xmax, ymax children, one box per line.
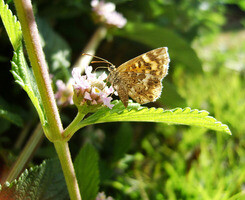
<box><xmin>83</xmin><ymin>47</ymin><xmax>170</xmax><ymax>108</ymax></box>
<box><xmin>107</xmin><ymin>47</ymin><xmax>170</xmax><ymax>107</ymax></box>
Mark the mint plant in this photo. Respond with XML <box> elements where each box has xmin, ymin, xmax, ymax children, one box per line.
<box><xmin>0</xmin><ymin>0</ymin><xmax>231</xmax><ymax>200</ymax></box>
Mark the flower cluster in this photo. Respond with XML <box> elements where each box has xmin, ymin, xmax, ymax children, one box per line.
<box><xmin>91</xmin><ymin>0</ymin><xmax>127</xmax><ymax>28</ymax></box>
<box><xmin>96</xmin><ymin>192</ymin><xmax>114</xmax><ymax>200</ymax></box>
<box><xmin>55</xmin><ymin>79</ymin><xmax>74</xmax><ymax>107</ymax></box>
<box><xmin>72</xmin><ymin>66</ymin><xmax>115</xmax><ymax>109</ymax></box>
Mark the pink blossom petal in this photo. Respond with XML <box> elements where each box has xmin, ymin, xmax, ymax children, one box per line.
<box><xmin>72</xmin><ymin>64</ymin><xmax>115</xmax><ymax>109</ymax></box>
<box><xmin>98</xmin><ymin>72</ymin><xmax>107</xmax><ymax>81</ymax></box>
<box><xmin>56</xmin><ymin>80</ymin><xmax>66</xmax><ymax>90</ymax></box>
<box><xmin>102</xmin><ymin>86</ymin><xmax>115</xmax><ymax>96</ymax></box>
<box><xmin>55</xmin><ymin>79</ymin><xmax>74</xmax><ymax>106</ymax></box>
<box><xmin>84</xmin><ymin>91</ymin><xmax>92</xmax><ymax>100</ymax></box>
<box><xmin>72</xmin><ymin>68</ymin><xmax>82</xmax><ymax>83</ymax></box>
<box><xmin>85</xmin><ymin>66</ymin><xmax>96</xmax><ymax>80</ymax></box>
<box><xmin>91</xmin><ymin>0</ymin><xmax>127</xmax><ymax>28</ymax></box>
<box><xmin>102</xmin><ymin>96</ymin><xmax>114</xmax><ymax>109</ymax></box>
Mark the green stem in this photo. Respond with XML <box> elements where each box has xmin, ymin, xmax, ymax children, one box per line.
<box><xmin>13</xmin><ymin>1</ymin><xmax>81</xmax><ymax>199</ymax></box>
<box><xmin>63</xmin><ymin>111</ymin><xmax>87</xmax><ymax>140</ymax></box>
<box><xmin>13</xmin><ymin>0</ymin><xmax>63</xmax><ymax>141</ymax></box>
<box><xmin>73</xmin><ymin>26</ymin><xmax>107</xmax><ymax>73</ymax></box>
<box><xmin>4</xmin><ymin>123</ymin><xmax>43</xmax><ymax>183</ymax></box>
<box><xmin>14</xmin><ymin>120</ymin><xmax>33</xmax><ymax>150</ymax></box>
<box><xmin>54</xmin><ymin>141</ymin><xmax>81</xmax><ymax>200</ymax></box>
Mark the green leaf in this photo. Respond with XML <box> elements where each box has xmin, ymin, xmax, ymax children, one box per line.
<box><xmin>0</xmin><ymin>97</ymin><xmax>23</xmax><ymax>127</ymax></box>
<box><xmin>0</xmin><ymin>159</ymin><xmax>69</xmax><ymax>200</ymax></box>
<box><xmin>74</xmin><ymin>143</ymin><xmax>100</xmax><ymax>200</ymax></box>
<box><xmin>78</xmin><ymin>101</ymin><xmax>231</xmax><ymax>135</ymax></box>
<box><xmin>0</xmin><ymin>0</ymin><xmax>22</xmax><ymax>50</ymax></box>
<box><xmin>0</xmin><ymin>118</ymin><xmax>11</xmax><ymax>134</ymax></box>
<box><xmin>117</xmin><ymin>22</ymin><xmax>202</xmax><ymax>73</ymax></box>
<box><xmin>11</xmin><ymin>46</ymin><xmax>46</xmax><ymax>126</ymax></box>
<box><xmin>0</xmin><ymin>1</ymin><xmax>46</xmax><ymax>127</ymax></box>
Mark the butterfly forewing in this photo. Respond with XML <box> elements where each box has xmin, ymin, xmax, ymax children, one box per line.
<box><xmin>108</xmin><ymin>47</ymin><xmax>170</xmax><ymax>107</ymax></box>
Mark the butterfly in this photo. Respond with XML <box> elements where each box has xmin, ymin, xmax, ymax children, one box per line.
<box><xmin>107</xmin><ymin>47</ymin><xmax>170</xmax><ymax>107</ymax></box>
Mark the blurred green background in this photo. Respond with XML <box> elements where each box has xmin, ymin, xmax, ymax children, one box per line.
<box><xmin>1</xmin><ymin>0</ymin><xmax>245</xmax><ymax>199</ymax></box>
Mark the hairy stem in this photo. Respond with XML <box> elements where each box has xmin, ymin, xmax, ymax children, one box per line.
<box><xmin>13</xmin><ymin>0</ymin><xmax>63</xmax><ymax>141</ymax></box>
<box><xmin>13</xmin><ymin>1</ymin><xmax>81</xmax><ymax>199</ymax></box>
<box><xmin>54</xmin><ymin>141</ymin><xmax>81</xmax><ymax>200</ymax></box>
<box><xmin>63</xmin><ymin>111</ymin><xmax>86</xmax><ymax>140</ymax></box>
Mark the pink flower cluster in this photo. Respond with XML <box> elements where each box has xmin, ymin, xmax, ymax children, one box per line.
<box><xmin>55</xmin><ymin>79</ymin><xmax>74</xmax><ymax>106</ymax></box>
<box><xmin>72</xmin><ymin>66</ymin><xmax>115</xmax><ymax>109</ymax></box>
<box><xmin>91</xmin><ymin>0</ymin><xmax>127</xmax><ymax>28</ymax></box>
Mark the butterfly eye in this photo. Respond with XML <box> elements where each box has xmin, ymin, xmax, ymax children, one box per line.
<box><xmin>109</xmin><ymin>65</ymin><xmax>116</xmax><ymax>71</ymax></box>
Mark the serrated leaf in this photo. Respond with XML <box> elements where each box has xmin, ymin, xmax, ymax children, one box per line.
<box><xmin>74</xmin><ymin>143</ymin><xmax>100</xmax><ymax>200</ymax></box>
<box><xmin>78</xmin><ymin>101</ymin><xmax>231</xmax><ymax>135</ymax></box>
<box><xmin>0</xmin><ymin>104</ymin><xmax>23</xmax><ymax>127</ymax></box>
<box><xmin>0</xmin><ymin>159</ymin><xmax>69</xmax><ymax>200</ymax></box>
<box><xmin>117</xmin><ymin>22</ymin><xmax>202</xmax><ymax>73</ymax></box>
<box><xmin>0</xmin><ymin>1</ymin><xmax>46</xmax><ymax>127</ymax></box>
<box><xmin>10</xmin><ymin>46</ymin><xmax>46</xmax><ymax>126</ymax></box>
<box><xmin>0</xmin><ymin>0</ymin><xmax>22</xmax><ymax>50</ymax></box>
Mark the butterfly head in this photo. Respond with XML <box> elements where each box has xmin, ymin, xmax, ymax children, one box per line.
<box><xmin>108</xmin><ymin>65</ymin><xmax>116</xmax><ymax>72</ymax></box>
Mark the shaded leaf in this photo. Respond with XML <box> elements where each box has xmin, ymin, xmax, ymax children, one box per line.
<box><xmin>117</xmin><ymin>22</ymin><xmax>202</xmax><ymax>73</ymax></box>
<box><xmin>113</xmin><ymin>123</ymin><xmax>133</xmax><ymax>161</ymax></box>
<box><xmin>10</xmin><ymin>46</ymin><xmax>46</xmax><ymax>126</ymax></box>
<box><xmin>0</xmin><ymin>159</ymin><xmax>69</xmax><ymax>200</ymax></box>
<box><xmin>0</xmin><ymin>97</ymin><xmax>23</xmax><ymax>127</ymax></box>
<box><xmin>74</xmin><ymin>143</ymin><xmax>100</xmax><ymax>200</ymax></box>
<box><xmin>78</xmin><ymin>101</ymin><xmax>231</xmax><ymax>135</ymax></box>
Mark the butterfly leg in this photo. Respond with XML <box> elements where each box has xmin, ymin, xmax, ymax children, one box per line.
<box><xmin>117</xmin><ymin>85</ymin><xmax>129</xmax><ymax>108</ymax></box>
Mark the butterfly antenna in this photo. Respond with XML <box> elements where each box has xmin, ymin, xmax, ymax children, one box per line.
<box><xmin>82</xmin><ymin>53</ymin><xmax>114</xmax><ymax>66</ymax></box>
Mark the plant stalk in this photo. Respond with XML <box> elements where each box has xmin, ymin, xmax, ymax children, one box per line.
<box><xmin>4</xmin><ymin>123</ymin><xmax>43</xmax><ymax>183</ymax></box>
<box><xmin>13</xmin><ymin>0</ymin><xmax>63</xmax><ymax>141</ymax></box>
<box><xmin>73</xmin><ymin>26</ymin><xmax>107</xmax><ymax>73</ymax></box>
<box><xmin>54</xmin><ymin>141</ymin><xmax>81</xmax><ymax>200</ymax></box>
<box><xmin>63</xmin><ymin>111</ymin><xmax>86</xmax><ymax>140</ymax></box>
<box><xmin>13</xmin><ymin>1</ymin><xmax>81</xmax><ymax>199</ymax></box>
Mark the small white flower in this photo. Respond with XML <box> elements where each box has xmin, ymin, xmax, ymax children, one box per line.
<box><xmin>91</xmin><ymin>0</ymin><xmax>127</xmax><ymax>28</ymax></box>
<box><xmin>72</xmin><ymin>66</ymin><xmax>115</xmax><ymax>109</ymax></box>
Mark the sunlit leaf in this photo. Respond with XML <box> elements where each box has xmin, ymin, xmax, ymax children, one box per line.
<box><xmin>0</xmin><ymin>0</ymin><xmax>22</xmax><ymax>50</ymax></box>
<box><xmin>78</xmin><ymin>101</ymin><xmax>231</xmax><ymax>135</ymax></box>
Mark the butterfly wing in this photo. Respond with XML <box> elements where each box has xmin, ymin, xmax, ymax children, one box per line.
<box><xmin>116</xmin><ymin>47</ymin><xmax>170</xmax><ymax>105</ymax></box>
<box><xmin>117</xmin><ymin>47</ymin><xmax>170</xmax><ymax>78</ymax></box>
